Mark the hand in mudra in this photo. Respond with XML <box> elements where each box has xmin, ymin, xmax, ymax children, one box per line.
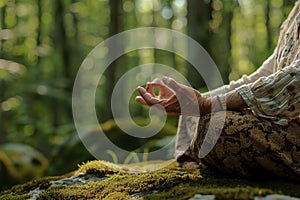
<box><xmin>135</xmin><ymin>76</ymin><xmax>210</xmax><ymax>116</ymax></box>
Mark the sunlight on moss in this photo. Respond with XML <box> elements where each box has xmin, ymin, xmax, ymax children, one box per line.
<box><xmin>0</xmin><ymin>160</ymin><xmax>299</xmax><ymax>200</ymax></box>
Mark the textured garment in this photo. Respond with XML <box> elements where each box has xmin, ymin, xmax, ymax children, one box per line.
<box><xmin>174</xmin><ymin>1</ymin><xmax>300</xmax><ymax>179</ymax></box>
<box><xmin>275</xmin><ymin>0</ymin><xmax>300</xmax><ymax>72</ymax></box>
<box><xmin>238</xmin><ymin>61</ymin><xmax>300</xmax><ymax>125</ymax></box>
<box><xmin>186</xmin><ymin>111</ymin><xmax>300</xmax><ymax>181</ymax></box>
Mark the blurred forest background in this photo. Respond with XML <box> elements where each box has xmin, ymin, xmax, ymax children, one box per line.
<box><xmin>0</xmin><ymin>0</ymin><xmax>295</xmax><ymax>189</ymax></box>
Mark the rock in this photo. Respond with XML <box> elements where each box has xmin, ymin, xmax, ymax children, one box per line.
<box><xmin>254</xmin><ymin>194</ymin><xmax>300</xmax><ymax>200</ymax></box>
<box><xmin>27</xmin><ymin>173</ymin><xmax>106</xmax><ymax>200</ymax></box>
<box><xmin>189</xmin><ymin>194</ymin><xmax>215</xmax><ymax>200</ymax></box>
<box><xmin>0</xmin><ymin>143</ymin><xmax>48</xmax><ymax>189</ymax></box>
<box><xmin>188</xmin><ymin>194</ymin><xmax>300</xmax><ymax>200</ymax></box>
<box><xmin>0</xmin><ymin>160</ymin><xmax>299</xmax><ymax>200</ymax></box>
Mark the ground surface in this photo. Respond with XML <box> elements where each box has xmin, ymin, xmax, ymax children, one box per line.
<box><xmin>0</xmin><ymin>160</ymin><xmax>299</xmax><ymax>200</ymax></box>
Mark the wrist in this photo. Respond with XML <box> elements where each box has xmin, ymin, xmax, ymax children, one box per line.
<box><xmin>199</xmin><ymin>90</ymin><xmax>246</xmax><ymax>116</ymax></box>
<box><xmin>225</xmin><ymin>90</ymin><xmax>247</xmax><ymax>110</ymax></box>
<box><xmin>198</xmin><ymin>96</ymin><xmax>213</xmax><ymax>116</ymax></box>
<box><xmin>201</xmin><ymin>96</ymin><xmax>226</xmax><ymax>116</ymax></box>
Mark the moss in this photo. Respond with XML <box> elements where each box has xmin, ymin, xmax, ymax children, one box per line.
<box><xmin>0</xmin><ymin>193</ymin><xmax>32</xmax><ymax>200</ymax></box>
<box><xmin>143</xmin><ymin>166</ymin><xmax>300</xmax><ymax>200</ymax></box>
<box><xmin>1</xmin><ymin>160</ymin><xmax>300</xmax><ymax>200</ymax></box>
<box><xmin>76</xmin><ymin>160</ymin><xmax>127</xmax><ymax>177</ymax></box>
<box><xmin>37</xmin><ymin>161</ymin><xmax>202</xmax><ymax>199</ymax></box>
<box><xmin>0</xmin><ymin>174</ymin><xmax>70</xmax><ymax>199</ymax></box>
<box><xmin>102</xmin><ymin>192</ymin><xmax>131</xmax><ymax>200</ymax></box>
<box><xmin>143</xmin><ymin>184</ymin><xmax>274</xmax><ymax>200</ymax></box>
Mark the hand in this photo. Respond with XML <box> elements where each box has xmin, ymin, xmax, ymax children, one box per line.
<box><xmin>136</xmin><ymin>77</ymin><xmax>179</xmax><ymax>115</ymax></box>
<box><xmin>135</xmin><ymin>76</ymin><xmax>211</xmax><ymax>116</ymax></box>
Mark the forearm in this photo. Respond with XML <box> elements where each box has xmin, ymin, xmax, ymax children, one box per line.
<box><xmin>224</xmin><ymin>90</ymin><xmax>247</xmax><ymax>111</ymax></box>
<box><xmin>199</xmin><ymin>52</ymin><xmax>275</xmax><ymax>115</ymax></box>
<box><xmin>200</xmin><ymin>90</ymin><xmax>247</xmax><ymax>116</ymax></box>
<box><xmin>203</xmin><ymin>53</ymin><xmax>275</xmax><ymax>97</ymax></box>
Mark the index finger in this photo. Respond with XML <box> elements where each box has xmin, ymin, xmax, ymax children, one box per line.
<box><xmin>137</xmin><ymin>86</ymin><xmax>162</xmax><ymax>105</ymax></box>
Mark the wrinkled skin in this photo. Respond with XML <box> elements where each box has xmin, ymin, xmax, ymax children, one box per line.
<box><xmin>136</xmin><ymin>76</ymin><xmax>210</xmax><ymax>116</ymax></box>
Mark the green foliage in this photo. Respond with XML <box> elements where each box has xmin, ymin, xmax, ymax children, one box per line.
<box><xmin>0</xmin><ymin>0</ymin><xmax>295</xmax><ymax>187</ymax></box>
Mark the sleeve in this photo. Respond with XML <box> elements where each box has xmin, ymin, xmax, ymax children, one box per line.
<box><xmin>204</xmin><ymin>52</ymin><xmax>275</xmax><ymax>97</ymax></box>
<box><xmin>174</xmin><ymin>115</ymin><xmax>200</xmax><ymax>160</ymax></box>
<box><xmin>175</xmin><ymin>52</ymin><xmax>276</xmax><ymax>160</ymax></box>
<box><xmin>237</xmin><ymin>59</ymin><xmax>300</xmax><ymax>126</ymax></box>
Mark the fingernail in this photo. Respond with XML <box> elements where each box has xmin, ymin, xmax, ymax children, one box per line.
<box><xmin>162</xmin><ymin>76</ymin><xmax>168</xmax><ymax>81</ymax></box>
<box><xmin>162</xmin><ymin>76</ymin><xmax>170</xmax><ymax>83</ymax></box>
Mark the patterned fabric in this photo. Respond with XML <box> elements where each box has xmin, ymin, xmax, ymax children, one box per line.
<box><xmin>187</xmin><ymin>111</ymin><xmax>300</xmax><ymax>181</ymax></box>
<box><xmin>275</xmin><ymin>1</ymin><xmax>300</xmax><ymax>71</ymax></box>
<box><xmin>237</xmin><ymin>60</ymin><xmax>300</xmax><ymax>125</ymax></box>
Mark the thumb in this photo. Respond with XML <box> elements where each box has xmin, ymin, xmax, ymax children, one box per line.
<box><xmin>162</xmin><ymin>76</ymin><xmax>199</xmax><ymax>101</ymax></box>
<box><xmin>162</xmin><ymin>76</ymin><xmax>185</xmax><ymax>94</ymax></box>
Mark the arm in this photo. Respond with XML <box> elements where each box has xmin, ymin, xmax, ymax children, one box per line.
<box><xmin>136</xmin><ymin>76</ymin><xmax>247</xmax><ymax>117</ymax></box>
<box><xmin>198</xmin><ymin>53</ymin><xmax>276</xmax><ymax>114</ymax></box>
<box><xmin>136</xmin><ymin>58</ymin><xmax>300</xmax><ymax>124</ymax></box>
<box><xmin>136</xmin><ymin>57</ymin><xmax>300</xmax><ymax>126</ymax></box>
<box><xmin>204</xmin><ymin>52</ymin><xmax>275</xmax><ymax>97</ymax></box>
<box><xmin>203</xmin><ymin>58</ymin><xmax>300</xmax><ymax>125</ymax></box>
<box><xmin>201</xmin><ymin>90</ymin><xmax>246</xmax><ymax>116</ymax></box>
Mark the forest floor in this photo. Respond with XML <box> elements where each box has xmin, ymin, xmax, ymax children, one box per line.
<box><xmin>0</xmin><ymin>160</ymin><xmax>299</xmax><ymax>200</ymax></box>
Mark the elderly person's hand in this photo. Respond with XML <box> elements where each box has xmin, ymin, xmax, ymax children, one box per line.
<box><xmin>135</xmin><ymin>76</ymin><xmax>211</xmax><ymax>116</ymax></box>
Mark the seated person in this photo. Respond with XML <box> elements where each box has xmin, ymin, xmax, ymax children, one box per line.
<box><xmin>136</xmin><ymin>1</ymin><xmax>300</xmax><ymax>181</ymax></box>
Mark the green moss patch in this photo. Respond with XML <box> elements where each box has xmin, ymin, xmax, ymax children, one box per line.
<box><xmin>0</xmin><ymin>174</ymin><xmax>68</xmax><ymax>200</ymax></box>
<box><xmin>76</xmin><ymin>160</ymin><xmax>128</xmax><ymax>176</ymax></box>
<box><xmin>37</xmin><ymin>161</ymin><xmax>202</xmax><ymax>199</ymax></box>
<box><xmin>0</xmin><ymin>160</ymin><xmax>299</xmax><ymax>200</ymax></box>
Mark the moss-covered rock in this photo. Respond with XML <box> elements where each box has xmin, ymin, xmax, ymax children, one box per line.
<box><xmin>0</xmin><ymin>160</ymin><xmax>299</xmax><ymax>200</ymax></box>
<box><xmin>0</xmin><ymin>143</ymin><xmax>49</xmax><ymax>190</ymax></box>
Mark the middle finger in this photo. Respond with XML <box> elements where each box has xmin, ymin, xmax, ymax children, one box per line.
<box><xmin>137</xmin><ymin>86</ymin><xmax>162</xmax><ymax>105</ymax></box>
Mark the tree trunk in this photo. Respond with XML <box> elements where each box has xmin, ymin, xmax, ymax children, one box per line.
<box><xmin>54</xmin><ymin>0</ymin><xmax>72</xmax><ymax>127</ymax></box>
<box><xmin>36</xmin><ymin>0</ymin><xmax>42</xmax><ymax>69</ymax></box>
<box><xmin>187</xmin><ymin>0</ymin><xmax>212</xmax><ymax>89</ymax></box>
<box><xmin>0</xmin><ymin>4</ymin><xmax>6</xmax><ymax>57</ymax></box>
<box><xmin>219</xmin><ymin>2</ymin><xmax>234</xmax><ymax>84</ymax></box>
<box><xmin>0</xmin><ymin>5</ymin><xmax>7</xmax><ymax>142</ymax></box>
<box><xmin>102</xmin><ymin>0</ymin><xmax>123</xmax><ymax>122</ymax></box>
<box><xmin>71</xmin><ymin>0</ymin><xmax>80</xmax><ymax>67</ymax></box>
<box><xmin>265</xmin><ymin>0</ymin><xmax>272</xmax><ymax>51</ymax></box>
